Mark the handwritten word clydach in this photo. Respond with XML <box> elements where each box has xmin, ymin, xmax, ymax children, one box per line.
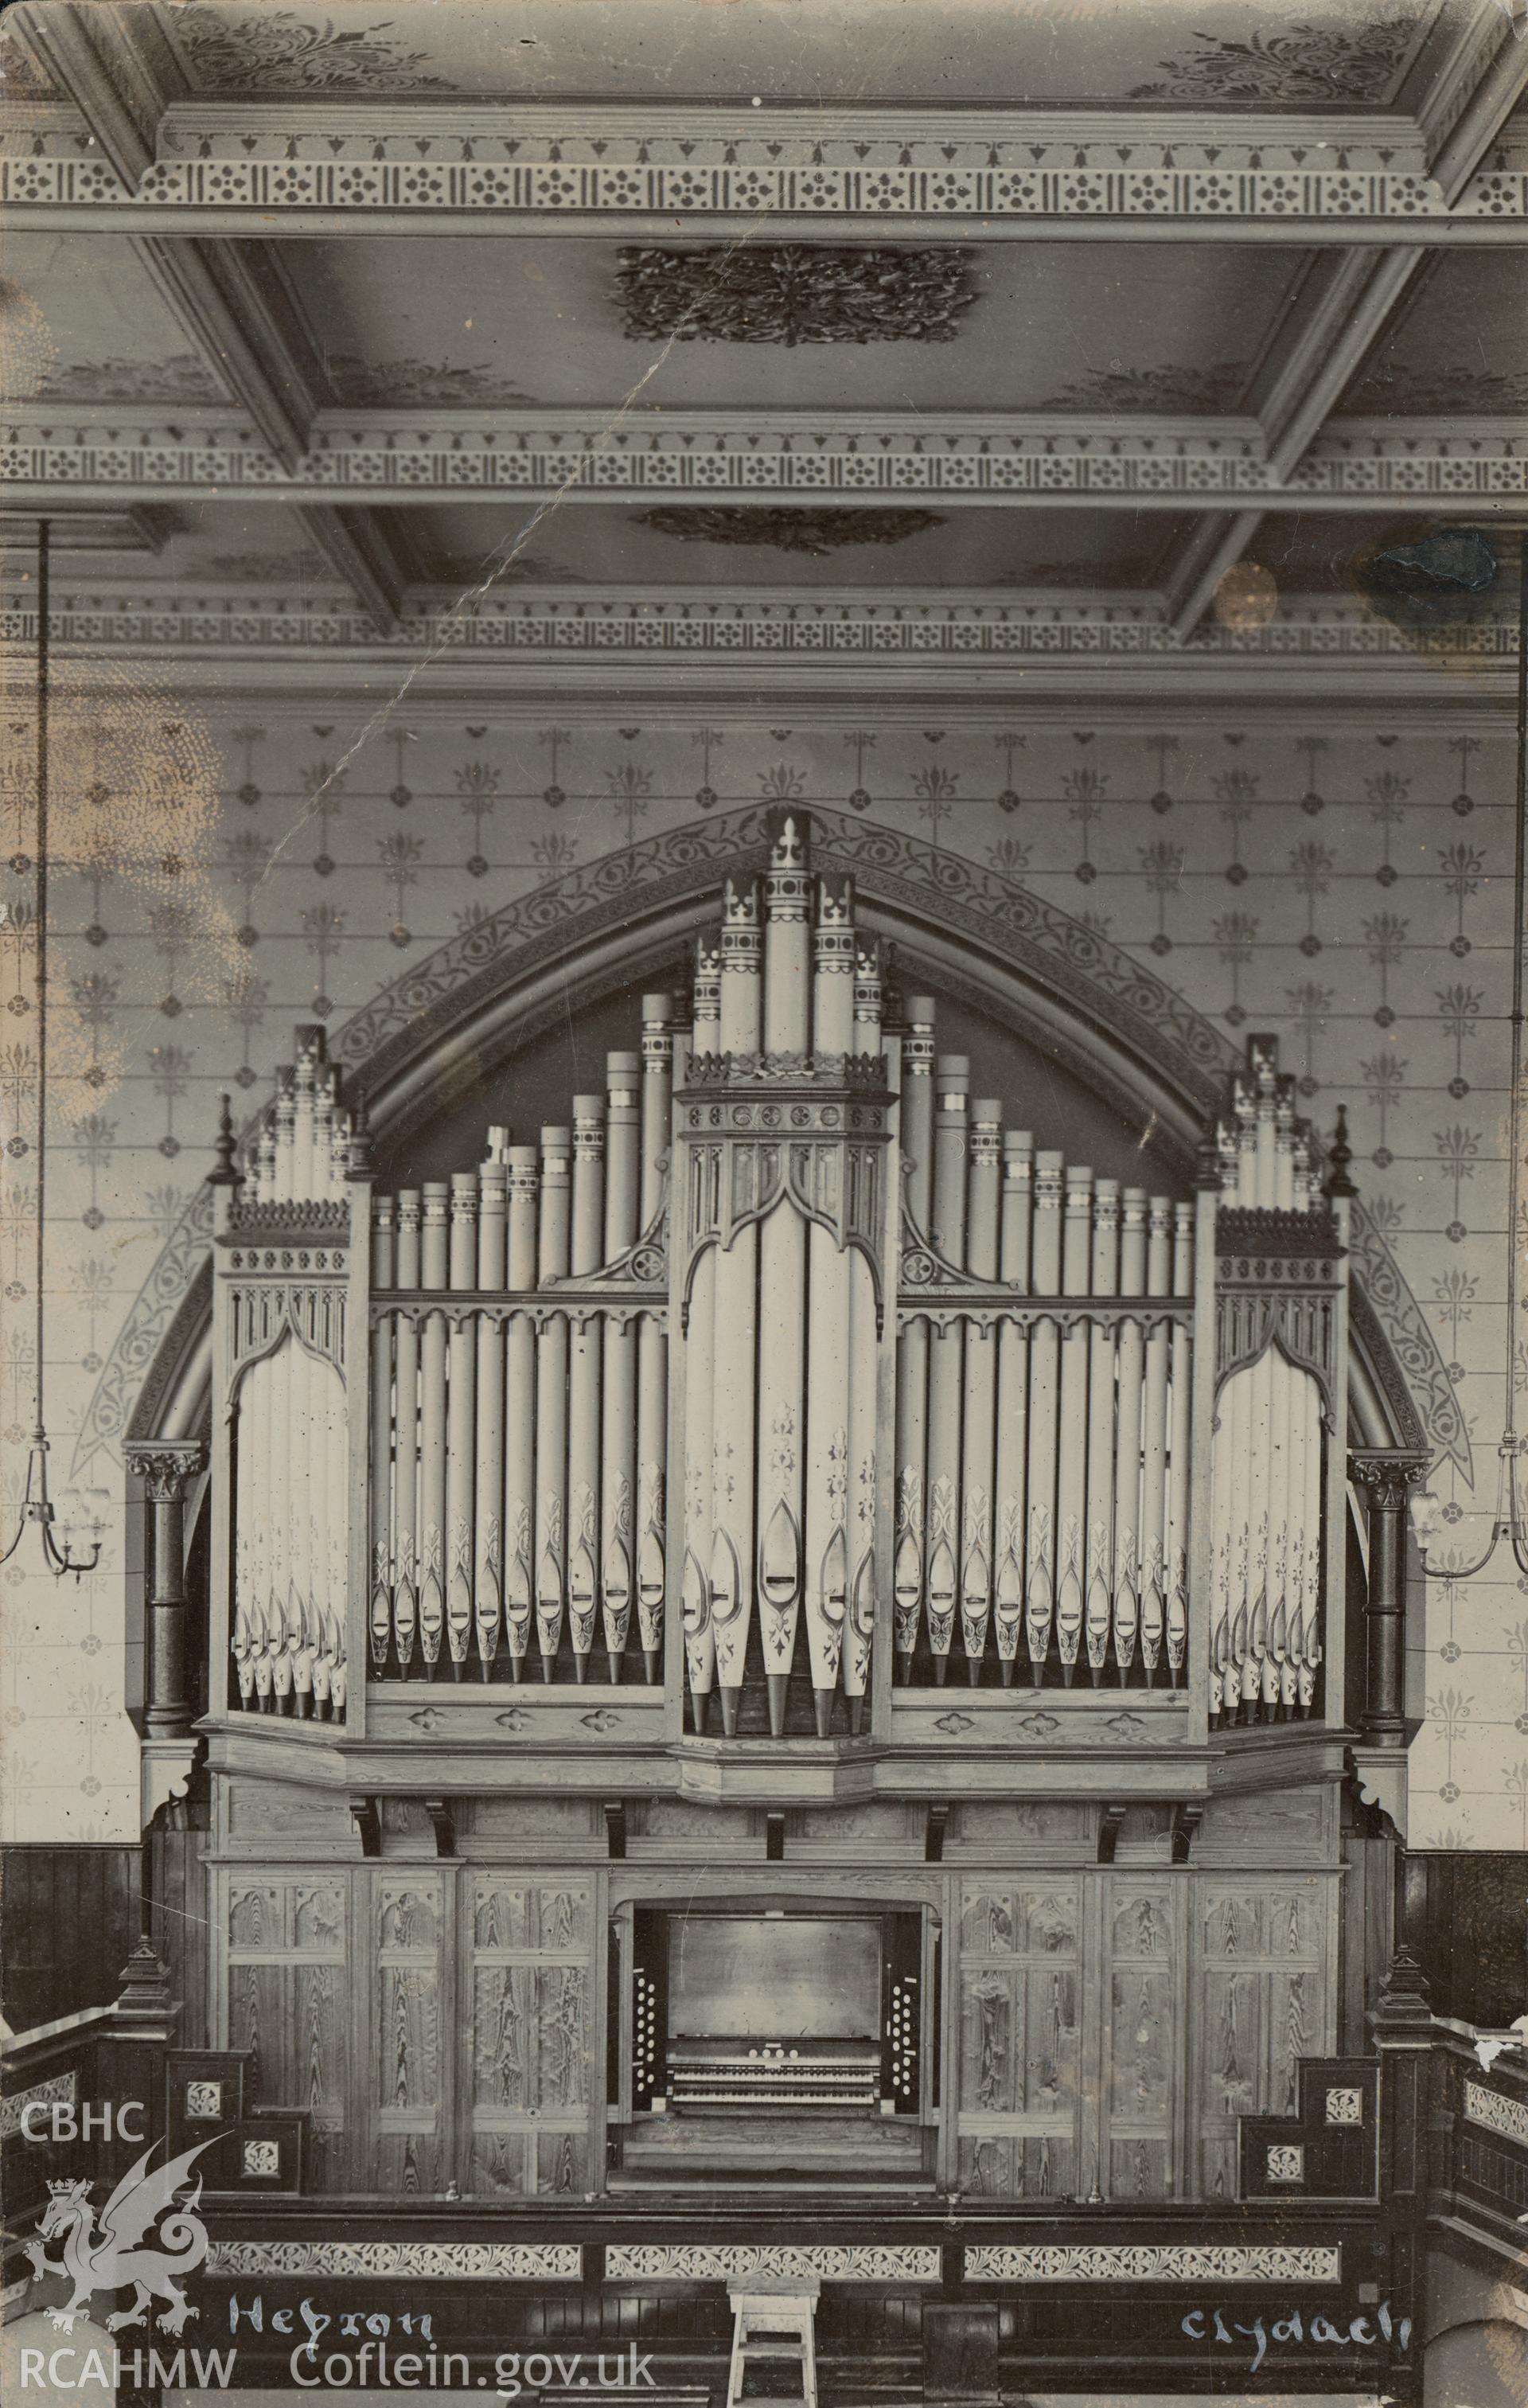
<box><xmin>1182</xmin><ymin>2302</ymin><xmax>1412</xmax><ymax>2374</ymax></box>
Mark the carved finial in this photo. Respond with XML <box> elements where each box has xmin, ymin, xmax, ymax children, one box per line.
<box><xmin>209</xmin><ymin>1092</ymin><xmax>241</xmax><ymax>1187</ymax></box>
<box><xmin>817</xmin><ymin>876</ymin><xmax>852</xmax><ymax>928</ymax></box>
<box><xmin>346</xmin><ymin>1093</ymin><xmax>373</xmax><ymax>1182</ymax></box>
<box><xmin>771</xmin><ymin>812</ymin><xmax>805</xmax><ymax>869</ymax></box>
<box><xmin>1323</xmin><ymin>1102</ymin><xmax>1356</xmax><ymax>1200</ymax></box>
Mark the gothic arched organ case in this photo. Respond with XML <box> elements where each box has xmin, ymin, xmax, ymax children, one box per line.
<box><xmin>202</xmin><ymin>814</ymin><xmax>1359</xmax><ymax>2203</ymax></box>
<box><xmin>212</xmin><ymin>814</ymin><xmax>1351</xmax><ymax>1748</ymax></box>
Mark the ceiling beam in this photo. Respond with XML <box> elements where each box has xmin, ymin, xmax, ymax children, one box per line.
<box><xmin>5</xmin><ymin>417</ymin><xmax>1522</xmax><ymax>516</ymax></box>
<box><xmin>6</xmin><ymin>201</ymin><xmax>1522</xmax><ymax>245</ymax></box>
<box><xmin>1164</xmin><ymin>513</ymin><xmax>1265</xmax><ymax>642</ymax></box>
<box><xmin>292</xmin><ymin>506</ymin><xmax>404</xmax><ymax>627</ymax></box>
<box><xmin>23</xmin><ymin>1</ymin><xmax>403</xmax><ymax>622</ymax></box>
<box><xmin>133</xmin><ymin>239</ymin><xmax>322</xmax><ymax>471</ymax></box>
<box><xmin>1163</xmin><ymin>16</ymin><xmax>1528</xmax><ymax>633</ymax></box>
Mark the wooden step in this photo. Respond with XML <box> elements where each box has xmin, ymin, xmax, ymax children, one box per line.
<box><xmin>606</xmin><ymin>2171</ymin><xmax>937</xmax><ymax>2195</ymax></box>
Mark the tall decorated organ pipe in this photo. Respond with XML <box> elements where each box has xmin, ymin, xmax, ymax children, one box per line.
<box><xmin>1025</xmin><ymin>1150</ymin><xmax>1064</xmax><ymax>1684</ymax></box>
<box><xmin>711</xmin><ymin>878</ymin><xmax>763</xmax><ymax>1736</ymax></box>
<box><xmin>601</xmin><ymin>1053</ymin><xmax>641</xmax><ymax>1682</ymax></box>
<box><xmin>369</xmin><ymin>1195</ymin><xmax>395</xmax><ymax>1671</ymax></box>
<box><xmin>992</xmin><ymin>1129</ymin><xmax>1032</xmax><ymax>1683</ymax></box>
<box><xmin>892</xmin><ymin>999</ymin><xmax>936</xmax><ymax>1680</ymax></box>
<box><xmin>959</xmin><ymin>1095</ymin><xmax>1001</xmax><ymax>1682</ymax></box>
<box><xmin>536</xmin><ymin>1126</ymin><xmax>572</xmax><ymax>1679</ymax></box>
<box><xmin>392</xmin><ymin>1189</ymin><xmax>421</xmax><ymax>1674</ymax></box>
<box><xmin>924</xmin><ymin>1055</ymin><xmax>969</xmax><ymax>1682</ymax></box>
<box><xmin>567</xmin><ymin>1092</ymin><xmax>606</xmax><ymax>1680</ymax></box>
<box><xmin>843</xmin><ymin>935</ymin><xmax>883</xmax><ymax>1727</ymax></box>
<box><xmin>681</xmin><ymin>940</ymin><xmax>722</xmax><ymax>1728</ymax></box>
<box><xmin>445</xmin><ymin>1170</ymin><xmax>478</xmax><ymax>1675</ymax></box>
<box><xmin>474</xmin><ymin>1143</ymin><xmax>508</xmax><ymax>1676</ymax></box>
<box><xmin>1113</xmin><ymin>1187</ymin><xmax>1147</xmax><ymax>1682</ymax></box>
<box><xmin>503</xmin><ymin>1143</ymin><xmax>540</xmax><ymax>1679</ymax></box>
<box><xmin>216</xmin><ymin>860</ymin><xmax>1354</xmax><ymax>1749</ymax></box>
<box><xmin>417</xmin><ymin>1181</ymin><xmax>450</xmax><ymax>1672</ymax></box>
<box><xmin>1083</xmin><ymin>1177</ymin><xmax>1119</xmax><ymax>1684</ymax></box>
<box><xmin>802</xmin><ymin>878</ymin><xmax>855</xmax><ymax>1730</ymax></box>
<box><xmin>636</xmin><ymin>999</ymin><xmax>673</xmax><ymax>1684</ymax></box>
<box><xmin>757</xmin><ymin>835</ymin><xmax>811</xmax><ymax>1736</ymax></box>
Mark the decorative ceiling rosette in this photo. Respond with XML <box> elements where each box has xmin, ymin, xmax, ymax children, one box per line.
<box><xmin>633</xmin><ymin>507</ymin><xmax>945</xmax><ymax>556</ymax></box>
<box><xmin>615</xmin><ymin>246</ymin><xmax>976</xmax><ymax>346</ymax></box>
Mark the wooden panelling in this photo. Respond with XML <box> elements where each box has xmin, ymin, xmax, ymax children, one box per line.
<box><xmin>0</xmin><ymin>1845</ymin><xmax>140</xmax><ymax>2032</ymax></box>
<box><xmin>202</xmin><ymin>1838</ymin><xmax>1349</xmax><ymax>2206</ymax></box>
<box><xmin>224</xmin><ymin>1873</ymin><xmax>349</xmax><ymax>2191</ymax></box>
<box><xmin>375</xmin><ymin>1877</ymin><xmax>446</xmax><ymax>2193</ymax></box>
<box><xmin>468</xmin><ymin>1878</ymin><xmax>594</xmax><ymax>2199</ymax></box>
<box><xmin>1194</xmin><ymin>1785</ymin><xmax>1335</xmax><ymax>1867</ymax></box>
<box><xmin>1192</xmin><ymin>1878</ymin><xmax>1332</xmax><ymax>2201</ymax></box>
<box><xmin>1104</xmin><ymin>1880</ymin><xmax>1181</xmax><ymax>2199</ymax></box>
<box><xmin>957</xmin><ymin>1879</ymin><xmax>1081</xmax><ymax>2199</ymax></box>
<box><xmin>153</xmin><ymin>1813</ymin><xmax>212</xmax><ymax>2051</ymax></box>
<box><xmin>1406</xmin><ymin>1851</ymin><xmax>1527</xmax><ymax>2028</ymax></box>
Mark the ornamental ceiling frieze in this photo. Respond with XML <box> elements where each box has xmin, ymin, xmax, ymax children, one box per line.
<box><xmin>6</xmin><ymin>421</ymin><xmax>1523</xmax><ymax>508</ymax></box>
<box><xmin>6</xmin><ymin>148</ymin><xmax>1521</xmax><ymax>225</ymax></box>
<box><xmin>149</xmin><ymin>115</ymin><xmax>1443</xmax><ymax>174</ymax></box>
<box><xmin>11</xmin><ymin>591</ymin><xmax>1517</xmax><ymax>667</ymax></box>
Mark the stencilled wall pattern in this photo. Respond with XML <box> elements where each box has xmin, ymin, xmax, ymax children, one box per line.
<box><xmin>0</xmin><ymin>702</ymin><xmax>1522</xmax><ymax>1848</ymax></box>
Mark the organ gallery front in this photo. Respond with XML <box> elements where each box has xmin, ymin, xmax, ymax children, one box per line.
<box><xmin>198</xmin><ymin>812</ymin><xmax>1380</xmax><ymax>2205</ymax></box>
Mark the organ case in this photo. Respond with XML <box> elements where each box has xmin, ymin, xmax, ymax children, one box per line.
<box><xmin>208</xmin><ymin>813</ymin><xmax>1355</xmax><ymax>1759</ymax></box>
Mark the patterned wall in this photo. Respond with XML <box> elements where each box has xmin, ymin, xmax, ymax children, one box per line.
<box><xmin>1</xmin><ymin>702</ymin><xmax>1522</xmax><ymax>1848</ymax></box>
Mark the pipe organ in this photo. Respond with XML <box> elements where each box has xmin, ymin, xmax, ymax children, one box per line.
<box><xmin>212</xmin><ymin>813</ymin><xmax>1354</xmax><ymax>1750</ymax></box>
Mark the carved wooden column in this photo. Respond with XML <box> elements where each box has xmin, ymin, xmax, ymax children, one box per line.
<box><xmin>1351</xmin><ymin>1450</ymin><xmax>1427</xmax><ymax>1747</ymax></box>
<box><xmin>128</xmin><ymin>1441</ymin><xmax>205</xmax><ymax>1740</ymax></box>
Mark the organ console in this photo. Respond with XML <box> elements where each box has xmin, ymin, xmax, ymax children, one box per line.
<box><xmin>211</xmin><ymin>811</ymin><xmax>1351</xmax><ymax>1750</ymax></box>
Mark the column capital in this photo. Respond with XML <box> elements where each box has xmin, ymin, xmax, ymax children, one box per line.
<box><xmin>127</xmin><ymin>1440</ymin><xmax>205</xmax><ymax>1501</ymax></box>
<box><xmin>1350</xmin><ymin>1448</ymin><xmax>1430</xmax><ymax>1508</ymax></box>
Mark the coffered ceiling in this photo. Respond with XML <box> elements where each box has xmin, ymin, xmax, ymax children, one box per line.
<box><xmin>2</xmin><ymin>0</ymin><xmax>1525</xmax><ymax>699</ymax></box>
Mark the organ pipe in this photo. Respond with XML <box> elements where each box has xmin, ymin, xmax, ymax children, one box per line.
<box><xmin>711</xmin><ymin>878</ymin><xmax>762</xmax><ymax>1736</ymax></box>
<box><xmin>893</xmin><ymin>998</ymin><xmax>936</xmax><ymax>1681</ymax></box>
<box><xmin>504</xmin><ymin>1144</ymin><xmax>539</xmax><ymax>1679</ymax></box>
<box><xmin>535</xmin><ymin>1127</ymin><xmax>571</xmax><ymax>1679</ymax></box>
<box><xmin>992</xmin><ymin>1131</ymin><xmax>1033</xmax><ymax>1684</ymax></box>
<box><xmin>369</xmin><ymin>1196</ymin><xmax>395</xmax><ymax>1671</ymax></box>
<box><xmin>602</xmin><ymin>1054</ymin><xmax>641</xmax><ymax>1682</ymax></box>
<box><xmin>637</xmin><ymin>998</ymin><xmax>673</xmax><ymax>1684</ymax></box>
<box><xmin>844</xmin><ymin>934</ymin><xmax>883</xmax><ymax>1729</ymax></box>
<box><xmin>1140</xmin><ymin>1199</ymin><xmax>1173</xmax><ymax>1684</ymax></box>
<box><xmin>682</xmin><ymin>939</ymin><xmax>721</xmax><ymax>1730</ymax></box>
<box><xmin>1084</xmin><ymin>1180</ymin><xmax>1118</xmax><ymax>1684</ymax></box>
<box><xmin>446</xmin><ymin>1171</ymin><xmax>478</xmax><ymax>1676</ymax></box>
<box><xmin>567</xmin><ymin>1093</ymin><xmax>606</xmax><ymax>1680</ymax></box>
<box><xmin>799</xmin><ymin>877</ymin><xmax>854</xmax><ymax>1730</ymax></box>
<box><xmin>474</xmin><ymin>1149</ymin><xmax>507</xmax><ymax>1676</ymax></box>
<box><xmin>1113</xmin><ymin>1189</ymin><xmax>1146</xmax><ymax>1681</ymax></box>
<box><xmin>1054</xmin><ymin>1165</ymin><xmax>1093</xmax><ymax>1683</ymax></box>
<box><xmin>757</xmin><ymin>841</ymin><xmax>811</xmax><ymax>1735</ymax></box>
<box><xmin>1167</xmin><ymin>1205</ymin><xmax>1193</xmax><ymax>1685</ymax></box>
<box><xmin>418</xmin><ymin>1184</ymin><xmax>450</xmax><ymax>1671</ymax></box>
<box><xmin>924</xmin><ymin>1056</ymin><xmax>969</xmax><ymax>1682</ymax></box>
<box><xmin>959</xmin><ymin>1098</ymin><xmax>1001</xmax><ymax>1682</ymax></box>
<box><xmin>1025</xmin><ymin>1150</ymin><xmax>1063</xmax><ymax>1684</ymax></box>
<box><xmin>393</xmin><ymin>1191</ymin><xmax>421</xmax><ymax>1673</ymax></box>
